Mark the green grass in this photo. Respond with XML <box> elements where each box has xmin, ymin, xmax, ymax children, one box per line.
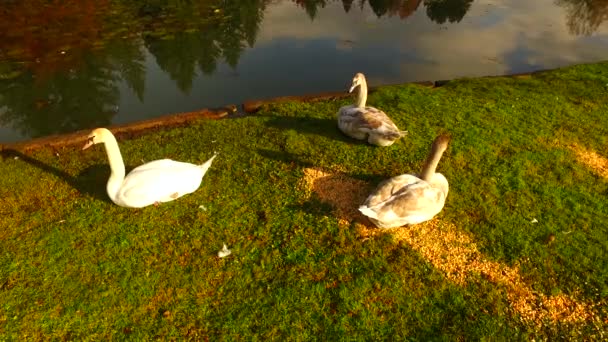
<box><xmin>1</xmin><ymin>62</ymin><xmax>608</xmax><ymax>340</ymax></box>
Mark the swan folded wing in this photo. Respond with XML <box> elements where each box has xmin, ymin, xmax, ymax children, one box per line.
<box><xmin>364</xmin><ymin>175</ymin><xmax>421</xmax><ymax>207</ymax></box>
<box><xmin>364</xmin><ymin>180</ymin><xmax>445</xmax><ymax>225</ymax></box>
<box><xmin>118</xmin><ymin>165</ymin><xmax>203</xmax><ymax>207</ymax></box>
<box><xmin>129</xmin><ymin>159</ymin><xmax>185</xmax><ymax>172</ymax></box>
<box><xmin>358</xmin><ymin>111</ymin><xmax>385</xmax><ymax>130</ymax></box>
<box><xmin>342</xmin><ymin>107</ymin><xmax>385</xmax><ymax>128</ymax></box>
<box><xmin>337</xmin><ymin>105</ymin><xmax>360</xmax><ymax>117</ymax></box>
<box><xmin>353</xmin><ymin>109</ymin><xmax>401</xmax><ymax>136</ymax></box>
<box><xmin>385</xmin><ymin>184</ymin><xmax>446</xmax><ymax>221</ymax></box>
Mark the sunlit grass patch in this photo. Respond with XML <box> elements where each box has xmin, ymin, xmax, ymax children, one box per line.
<box><xmin>1</xmin><ymin>62</ymin><xmax>608</xmax><ymax>339</ymax></box>
<box><xmin>300</xmin><ymin>167</ymin><xmax>601</xmax><ymax>331</ymax></box>
<box><xmin>565</xmin><ymin>142</ymin><xmax>608</xmax><ymax>179</ymax></box>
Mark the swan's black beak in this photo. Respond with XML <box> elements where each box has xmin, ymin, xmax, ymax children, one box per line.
<box><xmin>82</xmin><ymin>137</ymin><xmax>94</xmax><ymax>150</ymax></box>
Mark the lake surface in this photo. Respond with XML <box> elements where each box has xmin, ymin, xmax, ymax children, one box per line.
<box><xmin>1</xmin><ymin>0</ymin><xmax>607</xmax><ymax>143</ymax></box>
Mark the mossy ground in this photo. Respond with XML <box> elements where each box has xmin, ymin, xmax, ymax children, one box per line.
<box><xmin>1</xmin><ymin>62</ymin><xmax>607</xmax><ymax>340</ymax></box>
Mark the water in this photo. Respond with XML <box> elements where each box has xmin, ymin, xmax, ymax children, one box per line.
<box><xmin>1</xmin><ymin>0</ymin><xmax>607</xmax><ymax>143</ymax></box>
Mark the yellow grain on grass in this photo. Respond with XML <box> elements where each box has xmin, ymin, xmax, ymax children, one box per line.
<box><xmin>544</xmin><ymin>137</ymin><xmax>608</xmax><ymax>179</ymax></box>
<box><xmin>566</xmin><ymin>142</ymin><xmax>608</xmax><ymax>179</ymax></box>
<box><xmin>300</xmin><ymin>167</ymin><xmax>373</xmax><ymax>227</ymax></box>
<box><xmin>300</xmin><ymin>167</ymin><xmax>598</xmax><ymax>328</ymax></box>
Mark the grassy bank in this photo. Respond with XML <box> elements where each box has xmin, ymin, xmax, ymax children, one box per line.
<box><xmin>1</xmin><ymin>62</ymin><xmax>607</xmax><ymax>340</ymax></box>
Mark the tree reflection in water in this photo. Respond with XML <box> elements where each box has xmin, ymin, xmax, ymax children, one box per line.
<box><xmin>143</xmin><ymin>0</ymin><xmax>266</xmax><ymax>93</ymax></box>
<box><xmin>295</xmin><ymin>0</ymin><xmax>473</xmax><ymax>22</ymax></box>
<box><xmin>0</xmin><ymin>0</ymin><xmax>145</xmax><ymax>138</ymax></box>
<box><xmin>0</xmin><ymin>0</ymin><xmax>607</xmax><ymax>140</ymax></box>
<box><xmin>556</xmin><ymin>0</ymin><xmax>608</xmax><ymax>35</ymax></box>
<box><xmin>423</xmin><ymin>0</ymin><xmax>474</xmax><ymax>24</ymax></box>
<box><xmin>0</xmin><ymin>0</ymin><xmax>266</xmax><ymax>138</ymax></box>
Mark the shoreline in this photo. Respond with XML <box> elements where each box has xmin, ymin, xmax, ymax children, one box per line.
<box><xmin>0</xmin><ymin>67</ymin><xmax>552</xmax><ymax>152</ymax></box>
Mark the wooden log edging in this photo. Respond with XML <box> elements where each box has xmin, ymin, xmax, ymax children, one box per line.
<box><xmin>242</xmin><ymin>80</ymin><xmax>436</xmax><ymax>113</ymax></box>
<box><xmin>242</xmin><ymin>90</ymin><xmax>351</xmax><ymax>113</ymax></box>
<box><xmin>0</xmin><ymin>108</ymin><xmax>231</xmax><ymax>153</ymax></box>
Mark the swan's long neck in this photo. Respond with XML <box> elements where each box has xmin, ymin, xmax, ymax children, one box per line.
<box><xmin>102</xmin><ymin>135</ymin><xmax>126</xmax><ymax>200</ymax></box>
<box><xmin>355</xmin><ymin>79</ymin><xmax>368</xmax><ymax>109</ymax></box>
<box><xmin>420</xmin><ymin>144</ymin><xmax>446</xmax><ymax>182</ymax></box>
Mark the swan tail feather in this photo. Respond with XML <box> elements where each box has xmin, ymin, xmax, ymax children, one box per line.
<box><xmin>383</xmin><ymin>130</ymin><xmax>407</xmax><ymax>140</ymax></box>
<box><xmin>199</xmin><ymin>153</ymin><xmax>218</xmax><ymax>173</ymax></box>
<box><xmin>358</xmin><ymin>205</ymin><xmax>379</xmax><ymax>220</ymax></box>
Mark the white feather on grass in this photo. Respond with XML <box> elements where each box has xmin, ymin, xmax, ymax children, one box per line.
<box><xmin>218</xmin><ymin>244</ymin><xmax>231</xmax><ymax>258</ymax></box>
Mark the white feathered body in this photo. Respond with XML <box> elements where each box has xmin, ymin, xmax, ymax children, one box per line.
<box><xmin>110</xmin><ymin>156</ymin><xmax>216</xmax><ymax>208</ymax></box>
<box><xmin>337</xmin><ymin>105</ymin><xmax>406</xmax><ymax>146</ymax></box>
<box><xmin>358</xmin><ymin>173</ymin><xmax>448</xmax><ymax>228</ymax></box>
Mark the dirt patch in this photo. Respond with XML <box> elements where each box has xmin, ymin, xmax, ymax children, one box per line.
<box><xmin>301</xmin><ymin>167</ymin><xmax>599</xmax><ymax>328</ymax></box>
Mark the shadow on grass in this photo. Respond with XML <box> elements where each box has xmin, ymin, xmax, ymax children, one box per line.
<box><xmin>2</xmin><ymin>149</ymin><xmax>112</xmax><ymax>204</ymax></box>
<box><xmin>257</xmin><ymin>148</ymin><xmax>313</xmax><ymax>168</ymax></box>
<box><xmin>257</xmin><ymin>148</ymin><xmax>373</xmax><ymax>222</ymax></box>
<box><xmin>256</xmin><ymin>145</ymin><xmax>379</xmax><ymax>186</ymax></box>
<box><xmin>261</xmin><ymin>115</ymin><xmax>363</xmax><ymax>145</ymax></box>
<box><xmin>300</xmin><ymin>167</ymin><xmax>374</xmax><ymax>225</ymax></box>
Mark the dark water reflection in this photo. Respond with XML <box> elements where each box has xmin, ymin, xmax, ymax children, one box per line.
<box><xmin>1</xmin><ymin>0</ymin><xmax>607</xmax><ymax>142</ymax></box>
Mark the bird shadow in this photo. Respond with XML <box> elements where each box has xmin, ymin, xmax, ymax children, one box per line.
<box><xmin>2</xmin><ymin>149</ymin><xmax>113</xmax><ymax>204</ymax></box>
<box><xmin>256</xmin><ymin>147</ymin><xmax>379</xmax><ymax>227</ymax></box>
<box><xmin>261</xmin><ymin>115</ymin><xmax>365</xmax><ymax>145</ymax></box>
<box><xmin>256</xmin><ymin>148</ymin><xmax>313</xmax><ymax>168</ymax></box>
<box><xmin>295</xmin><ymin>166</ymin><xmax>376</xmax><ymax>228</ymax></box>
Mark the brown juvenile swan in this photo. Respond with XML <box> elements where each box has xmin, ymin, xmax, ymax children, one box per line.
<box><xmin>359</xmin><ymin>134</ymin><xmax>450</xmax><ymax>228</ymax></box>
<box><xmin>337</xmin><ymin>73</ymin><xmax>407</xmax><ymax>146</ymax></box>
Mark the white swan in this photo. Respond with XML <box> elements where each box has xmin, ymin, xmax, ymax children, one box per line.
<box><xmin>337</xmin><ymin>73</ymin><xmax>407</xmax><ymax>146</ymax></box>
<box><xmin>359</xmin><ymin>134</ymin><xmax>450</xmax><ymax>228</ymax></box>
<box><xmin>82</xmin><ymin>128</ymin><xmax>217</xmax><ymax>208</ymax></box>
